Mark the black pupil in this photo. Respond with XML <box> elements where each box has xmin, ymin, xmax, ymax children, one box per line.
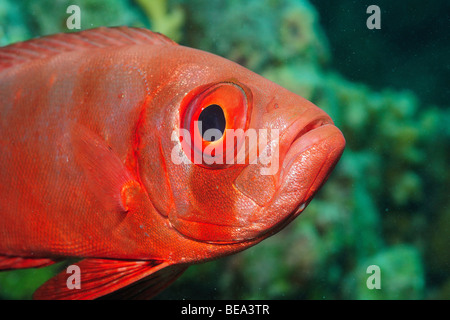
<box><xmin>198</xmin><ymin>104</ymin><xmax>226</xmax><ymax>142</ymax></box>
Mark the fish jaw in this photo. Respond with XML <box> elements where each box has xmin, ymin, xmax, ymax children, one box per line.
<box><xmin>275</xmin><ymin>123</ymin><xmax>346</xmax><ymax>220</ymax></box>
<box><xmin>230</xmin><ymin>108</ymin><xmax>346</xmax><ymax>241</ymax></box>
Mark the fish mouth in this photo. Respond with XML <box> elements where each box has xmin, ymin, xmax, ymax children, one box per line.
<box><xmin>211</xmin><ymin>109</ymin><xmax>345</xmax><ymax>244</ymax></box>
<box><xmin>281</xmin><ymin>115</ymin><xmax>333</xmax><ymax>172</ymax></box>
<box><xmin>265</xmin><ymin>109</ymin><xmax>345</xmax><ymax>232</ymax></box>
<box><xmin>279</xmin><ymin>108</ymin><xmax>335</xmax><ymax>176</ymax></box>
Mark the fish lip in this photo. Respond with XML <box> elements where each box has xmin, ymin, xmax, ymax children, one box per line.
<box><xmin>279</xmin><ymin>123</ymin><xmax>344</xmax><ymax>194</ymax></box>
<box><xmin>279</xmin><ymin>109</ymin><xmax>333</xmax><ymax>177</ymax></box>
<box><xmin>271</xmin><ymin>116</ymin><xmax>345</xmax><ymax>230</ymax></box>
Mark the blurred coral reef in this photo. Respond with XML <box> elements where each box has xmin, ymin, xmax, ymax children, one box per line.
<box><xmin>0</xmin><ymin>0</ymin><xmax>448</xmax><ymax>299</ymax></box>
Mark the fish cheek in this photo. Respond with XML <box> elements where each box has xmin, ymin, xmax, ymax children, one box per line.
<box><xmin>167</xmin><ymin>165</ymin><xmax>249</xmax><ymax>242</ymax></box>
<box><xmin>169</xmin><ymin>165</ymin><xmax>266</xmax><ymax>243</ymax></box>
<box><xmin>233</xmin><ymin>164</ymin><xmax>277</xmax><ymax>207</ymax></box>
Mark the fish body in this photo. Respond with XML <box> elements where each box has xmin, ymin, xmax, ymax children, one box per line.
<box><xmin>0</xmin><ymin>27</ymin><xmax>345</xmax><ymax>299</ymax></box>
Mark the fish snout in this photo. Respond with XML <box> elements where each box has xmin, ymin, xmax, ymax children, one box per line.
<box><xmin>278</xmin><ymin>107</ymin><xmax>337</xmax><ymax>177</ymax></box>
<box><xmin>265</xmin><ymin>110</ymin><xmax>345</xmax><ymax>232</ymax></box>
<box><xmin>233</xmin><ymin>102</ymin><xmax>345</xmax><ymax>240</ymax></box>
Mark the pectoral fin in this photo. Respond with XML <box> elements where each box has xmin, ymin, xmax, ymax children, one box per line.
<box><xmin>33</xmin><ymin>258</ymin><xmax>187</xmax><ymax>300</ymax></box>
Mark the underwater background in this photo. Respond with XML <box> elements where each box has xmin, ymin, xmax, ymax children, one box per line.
<box><xmin>0</xmin><ymin>0</ymin><xmax>448</xmax><ymax>299</ymax></box>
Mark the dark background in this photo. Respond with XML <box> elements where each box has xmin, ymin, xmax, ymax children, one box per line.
<box><xmin>310</xmin><ymin>0</ymin><xmax>450</xmax><ymax>106</ymax></box>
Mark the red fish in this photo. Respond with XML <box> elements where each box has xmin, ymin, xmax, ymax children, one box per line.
<box><xmin>0</xmin><ymin>27</ymin><xmax>345</xmax><ymax>299</ymax></box>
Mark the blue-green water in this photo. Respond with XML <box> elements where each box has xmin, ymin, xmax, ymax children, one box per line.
<box><xmin>0</xmin><ymin>0</ymin><xmax>448</xmax><ymax>300</ymax></box>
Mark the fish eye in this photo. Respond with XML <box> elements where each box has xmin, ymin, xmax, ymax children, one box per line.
<box><xmin>179</xmin><ymin>82</ymin><xmax>251</xmax><ymax>168</ymax></box>
<box><xmin>198</xmin><ymin>104</ymin><xmax>226</xmax><ymax>142</ymax></box>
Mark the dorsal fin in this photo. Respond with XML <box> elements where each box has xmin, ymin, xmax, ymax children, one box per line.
<box><xmin>0</xmin><ymin>27</ymin><xmax>177</xmax><ymax>71</ymax></box>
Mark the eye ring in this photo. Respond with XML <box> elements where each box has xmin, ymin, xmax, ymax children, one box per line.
<box><xmin>179</xmin><ymin>82</ymin><xmax>250</xmax><ymax>168</ymax></box>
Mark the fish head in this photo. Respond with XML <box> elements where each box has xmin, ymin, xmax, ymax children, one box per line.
<box><xmin>138</xmin><ymin>46</ymin><xmax>345</xmax><ymax>250</ymax></box>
